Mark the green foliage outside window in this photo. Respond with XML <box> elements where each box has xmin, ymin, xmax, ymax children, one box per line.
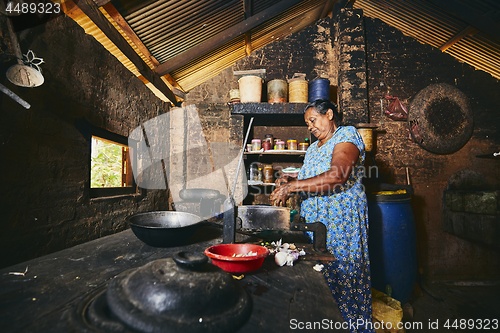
<box><xmin>91</xmin><ymin>137</ymin><xmax>123</xmax><ymax>188</ymax></box>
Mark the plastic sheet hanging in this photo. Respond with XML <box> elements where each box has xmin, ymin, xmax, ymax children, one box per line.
<box><xmin>384</xmin><ymin>95</ymin><xmax>408</xmax><ymax>121</ymax></box>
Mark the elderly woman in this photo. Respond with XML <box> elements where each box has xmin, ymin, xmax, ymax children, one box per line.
<box><xmin>270</xmin><ymin>99</ymin><xmax>374</xmax><ymax>333</ymax></box>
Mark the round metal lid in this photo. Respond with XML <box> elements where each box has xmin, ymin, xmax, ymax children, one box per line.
<box><xmin>409</xmin><ymin>83</ymin><xmax>473</xmax><ymax>154</ymax></box>
<box><xmin>106</xmin><ymin>251</ymin><xmax>251</xmax><ymax>333</ymax></box>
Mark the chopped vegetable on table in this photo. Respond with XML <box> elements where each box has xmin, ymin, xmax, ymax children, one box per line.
<box><xmin>262</xmin><ymin>239</ymin><xmax>306</xmax><ymax>267</ymax></box>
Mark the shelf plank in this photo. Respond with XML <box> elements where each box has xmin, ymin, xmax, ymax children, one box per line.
<box><xmin>231</xmin><ymin>103</ymin><xmax>309</xmax><ymax>114</ymax></box>
<box><xmin>245</xmin><ymin>150</ymin><xmax>306</xmax><ymax>155</ymax></box>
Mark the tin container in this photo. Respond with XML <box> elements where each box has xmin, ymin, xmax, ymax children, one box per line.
<box><xmin>288</xmin><ymin>77</ymin><xmax>308</xmax><ymax>103</ymax></box>
<box><xmin>298</xmin><ymin>142</ymin><xmax>309</xmax><ymax>151</ymax></box>
<box><xmin>267</xmin><ymin>79</ymin><xmax>288</xmax><ymax>103</ymax></box>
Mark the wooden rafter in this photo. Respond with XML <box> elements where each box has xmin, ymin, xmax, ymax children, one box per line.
<box><xmin>64</xmin><ymin>0</ymin><xmax>179</xmax><ymax>105</ymax></box>
<box><xmin>100</xmin><ymin>2</ymin><xmax>185</xmax><ymax>95</ymax></box>
<box><xmin>427</xmin><ymin>0</ymin><xmax>500</xmax><ymax>41</ymax></box>
<box><xmin>439</xmin><ymin>26</ymin><xmax>478</xmax><ymax>52</ymax></box>
<box><xmin>154</xmin><ymin>0</ymin><xmax>305</xmax><ymax>76</ymax></box>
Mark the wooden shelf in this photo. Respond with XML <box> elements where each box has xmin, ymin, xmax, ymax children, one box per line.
<box><xmin>244</xmin><ymin>150</ymin><xmax>306</xmax><ymax>156</ymax></box>
<box><xmin>248</xmin><ymin>181</ymin><xmax>275</xmax><ymax>186</ymax></box>
<box><xmin>231</xmin><ymin>102</ymin><xmax>308</xmax><ymax>115</ymax></box>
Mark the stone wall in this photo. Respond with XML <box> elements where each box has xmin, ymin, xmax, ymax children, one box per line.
<box><xmin>0</xmin><ymin>14</ymin><xmax>169</xmax><ymax>268</ymax></box>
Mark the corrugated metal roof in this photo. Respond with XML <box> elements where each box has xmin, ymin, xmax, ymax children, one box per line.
<box><xmin>117</xmin><ymin>0</ymin><xmax>329</xmax><ymax>91</ymax></box>
<box><xmin>354</xmin><ymin>0</ymin><xmax>500</xmax><ymax>80</ymax></box>
<box><xmin>171</xmin><ymin>0</ymin><xmax>328</xmax><ymax>90</ymax></box>
<box><xmin>63</xmin><ymin>0</ymin><xmax>500</xmax><ymax>105</ymax></box>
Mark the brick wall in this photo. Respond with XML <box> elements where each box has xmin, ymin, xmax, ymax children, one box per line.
<box><xmin>0</xmin><ymin>15</ymin><xmax>169</xmax><ymax>268</ymax></box>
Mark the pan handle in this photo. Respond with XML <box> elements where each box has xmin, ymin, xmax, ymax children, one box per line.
<box><xmin>173</xmin><ymin>251</ymin><xmax>208</xmax><ymax>270</ymax></box>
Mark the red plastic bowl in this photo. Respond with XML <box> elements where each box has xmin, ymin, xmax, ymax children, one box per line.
<box><xmin>204</xmin><ymin>243</ymin><xmax>269</xmax><ymax>274</ymax></box>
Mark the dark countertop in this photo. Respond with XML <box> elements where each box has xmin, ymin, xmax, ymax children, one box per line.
<box><xmin>0</xmin><ymin>225</ymin><xmax>346</xmax><ymax>332</ymax></box>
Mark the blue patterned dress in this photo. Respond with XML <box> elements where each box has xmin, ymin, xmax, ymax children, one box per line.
<box><xmin>298</xmin><ymin>126</ymin><xmax>374</xmax><ymax>333</ymax></box>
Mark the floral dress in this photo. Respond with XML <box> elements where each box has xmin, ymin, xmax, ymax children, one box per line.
<box><xmin>298</xmin><ymin>126</ymin><xmax>374</xmax><ymax>333</ymax></box>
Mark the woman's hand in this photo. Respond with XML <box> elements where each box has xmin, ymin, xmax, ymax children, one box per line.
<box><xmin>275</xmin><ymin>176</ymin><xmax>290</xmax><ymax>187</ymax></box>
<box><xmin>270</xmin><ymin>182</ymin><xmax>291</xmax><ymax>207</ymax></box>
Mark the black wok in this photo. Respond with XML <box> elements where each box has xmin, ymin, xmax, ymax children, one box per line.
<box><xmin>128</xmin><ymin>211</ymin><xmax>204</xmax><ymax>247</ymax></box>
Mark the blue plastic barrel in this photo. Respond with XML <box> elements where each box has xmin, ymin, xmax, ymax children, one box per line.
<box><xmin>368</xmin><ymin>192</ymin><xmax>417</xmax><ymax>303</ymax></box>
<box><xmin>308</xmin><ymin>78</ymin><xmax>330</xmax><ymax>102</ymax></box>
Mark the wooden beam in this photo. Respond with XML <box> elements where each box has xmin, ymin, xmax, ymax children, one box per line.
<box><xmin>439</xmin><ymin>26</ymin><xmax>478</xmax><ymax>52</ymax></box>
<box><xmin>154</xmin><ymin>0</ymin><xmax>305</xmax><ymax>76</ymax></box>
<box><xmin>243</xmin><ymin>0</ymin><xmax>253</xmax><ymax>56</ymax></box>
<box><xmin>93</xmin><ymin>0</ymin><xmax>112</xmax><ymax>6</ymax></box>
<box><xmin>101</xmin><ymin>2</ymin><xmax>160</xmax><ymax>67</ymax></box>
<box><xmin>73</xmin><ymin>0</ymin><xmax>179</xmax><ymax>105</ymax></box>
<box><xmin>320</xmin><ymin>0</ymin><xmax>336</xmax><ymax>19</ymax></box>
<box><xmin>427</xmin><ymin>0</ymin><xmax>500</xmax><ymax>41</ymax></box>
<box><xmin>99</xmin><ymin>3</ymin><xmax>185</xmax><ymax>96</ymax></box>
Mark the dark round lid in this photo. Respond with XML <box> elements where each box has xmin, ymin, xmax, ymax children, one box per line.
<box><xmin>408</xmin><ymin>83</ymin><xmax>473</xmax><ymax>154</ymax></box>
<box><xmin>106</xmin><ymin>251</ymin><xmax>251</xmax><ymax>333</ymax></box>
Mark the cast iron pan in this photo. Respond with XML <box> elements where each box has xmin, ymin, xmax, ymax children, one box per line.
<box><xmin>408</xmin><ymin>83</ymin><xmax>473</xmax><ymax>154</ymax></box>
<box><xmin>128</xmin><ymin>211</ymin><xmax>203</xmax><ymax>247</ymax></box>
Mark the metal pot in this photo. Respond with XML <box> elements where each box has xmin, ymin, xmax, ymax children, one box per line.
<box><xmin>106</xmin><ymin>251</ymin><xmax>251</xmax><ymax>333</ymax></box>
<box><xmin>128</xmin><ymin>211</ymin><xmax>204</xmax><ymax>247</ymax></box>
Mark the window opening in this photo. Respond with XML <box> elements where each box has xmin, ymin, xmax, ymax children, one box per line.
<box><xmin>90</xmin><ymin>134</ymin><xmax>136</xmax><ymax>198</ymax></box>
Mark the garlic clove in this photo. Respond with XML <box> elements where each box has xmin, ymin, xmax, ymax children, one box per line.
<box><xmin>274</xmin><ymin>251</ymin><xmax>288</xmax><ymax>266</ymax></box>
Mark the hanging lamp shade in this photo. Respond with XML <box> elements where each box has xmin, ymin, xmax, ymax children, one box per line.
<box><xmin>0</xmin><ymin>1</ymin><xmax>25</xmax><ymax>16</ymax></box>
<box><xmin>6</xmin><ymin>64</ymin><xmax>44</xmax><ymax>87</ymax></box>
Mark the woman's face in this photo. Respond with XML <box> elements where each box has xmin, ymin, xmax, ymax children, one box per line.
<box><xmin>304</xmin><ymin>107</ymin><xmax>334</xmax><ymax>141</ymax></box>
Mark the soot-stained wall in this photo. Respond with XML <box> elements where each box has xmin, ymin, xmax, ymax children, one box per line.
<box><xmin>363</xmin><ymin>17</ymin><xmax>500</xmax><ymax>282</ymax></box>
<box><xmin>0</xmin><ymin>14</ymin><xmax>169</xmax><ymax>268</ymax></box>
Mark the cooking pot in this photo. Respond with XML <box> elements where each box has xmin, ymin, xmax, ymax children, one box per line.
<box><xmin>128</xmin><ymin>211</ymin><xmax>204</xmax><ymax>247</ymax></box>
<box><xmin>106</xmin><ymin>251</ymin><xmax>251</xmax><ymax>333</ymax></box>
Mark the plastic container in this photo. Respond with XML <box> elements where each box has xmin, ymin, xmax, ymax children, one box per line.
<box><xmin>308</xmin><ymin>78</ymin><xmax>330</xmax><ymax>102</ymax></box>
<box><xmin>368</xmin><ymin>191</ymin><xmax>417</xmax><ymax>303</ymax></box>
<box><xmin>287</xmin><ymin>139</ymin><xmax>298</xmax><ymax>150</ymax></box>
<box><xmin>298</xmin><ymin>142</ymin><xmax>309</xmax><ymax>151</ymax></box>
<box><xmin>251</xmin><ymin>139</ymin><xmax>261</xmax><ymax>151</ymax></box>
<box><xmin>275</xmin><ymin>140</ymin><xmax>285</xmax><ymax>150</ymax></box>
<box><xmin>267</xmin><ymin>79</ymin><xmax>287</xmax><ymax>103</ymax></box>
<box><xmin>249</xmin><ymin>163</ymin><xmax>259</xmax><ymax>181</ymax></box>
<box><xmin>229</xmin><ymin>89</ymin><xmax>240</xmax><ymax>102</ymax></box>
<box><xmin>263</xmin><ymin>164</ymin><xmax>274</xmax><ymax>183</ymax></box>
<box><xmin>238</xmin><ymin>75</ymin><xmax>263</xmax><ymax>103</ymax></box>
<box><xmin>204</xmin><ymin>243</ymin><xmax>269</xmax><ymax>274</ymax></box>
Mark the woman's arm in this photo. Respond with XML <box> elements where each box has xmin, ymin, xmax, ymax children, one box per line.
<box><xmin>270</xmin><ymin>142</ymin><xmax>359</xmax><ymax>206</ymax></box>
